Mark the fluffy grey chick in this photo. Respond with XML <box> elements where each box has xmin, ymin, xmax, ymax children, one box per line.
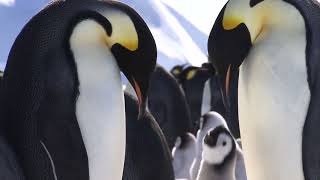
<box><xmin>197</xmin><ymin>126</ymin><xmax>236</xmax><ymax>180</ymax></box>
<box><xmin>190</xmin><ymin>112</ymin><xmax>228</xmax><ymax>180</ymax></box>
<box><xmin>172</xmin><ymin>133</ymin><xmax>196</xmax><ymax>179</ymax></box>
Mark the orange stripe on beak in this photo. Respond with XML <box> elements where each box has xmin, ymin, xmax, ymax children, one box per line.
<box><xmin>133</xmin><ymin>79</ymin><xmax>143</xmax><ymax>106</ymax></box>
<box><xmin>225</xmin><ymin>65</ymin><xmax>231</xmax><ymax>97</ymax></box>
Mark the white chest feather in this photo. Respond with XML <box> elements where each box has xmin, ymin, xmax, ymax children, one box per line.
<box><xmin>70</xmin><ymin>20</ymin><xmax>126</xmax><ymax>180</ymax></box>
<box><xmin>238</xmin><ymin>9</ymin><xmax>310</xmax><ymax>180</ymax></box>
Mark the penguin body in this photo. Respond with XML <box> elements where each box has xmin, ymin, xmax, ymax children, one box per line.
<box><xmin>148</xmin><ymin>65</ymin><xmax>193</xmax><ymax>149</ymax></box>
<box><xmin>179</xmin><ymin>66</ymin><xmax>212</xmax><ymax>133</ymax></box>
<box><xmin>208</xmin><ymin>0</ymin><xmax>320</xmax><ymax>179</ymax></box>
<box><xmin>172</xmin><ymin>133</ymin><xmax>196</xmax><ymax>179</ymax></box>
<box><xmin>122</xmin><ymin>93</ymin><xmax>175</xmax><ymax>180</ymax></box>
<box><xmin>1</xmin><ymin>0</ymin><xmax>156</xmax><ymax>179</ymax></box>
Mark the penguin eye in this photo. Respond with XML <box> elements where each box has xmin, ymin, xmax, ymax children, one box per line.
<box><xmin>222</xmin><ymin>141</ymin><xmax>227</xmax><ymax>146</ymax></box>
<box><xmin>250</xmin><ymin>0</ymin><xmax>264</xmax><ymax>7</ymax></box>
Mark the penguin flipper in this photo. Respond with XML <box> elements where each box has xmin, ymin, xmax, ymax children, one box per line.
<box><xmin>303</xmin><ymin>93</ymin><xmax>320</xmax><ymax>179</ymax></box>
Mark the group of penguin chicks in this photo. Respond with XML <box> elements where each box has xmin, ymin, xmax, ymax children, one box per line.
<box><xmin>168</xmin><ymin>64</ymin><xmax>246</xmax><ymax>180</ymax></box>
<box><xmin>172</xmin><ymin>112</ymin><xmax>245</xmax><ymax>180</ymax></box>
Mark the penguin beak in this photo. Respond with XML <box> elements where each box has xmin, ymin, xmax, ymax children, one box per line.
<box><xmin>220</xmin><ymin>65</ymin><xmax>232</xmax><ymax>108</ymax></box>
<box><xmin>208</xmin><ymin>4</ymin><xmax>252</xmax><ymax>109</ymax></box>
<box><xmin>131</xmin><ymin>78</ymin><xmax>147</xmax><ymax>119</ymax></box>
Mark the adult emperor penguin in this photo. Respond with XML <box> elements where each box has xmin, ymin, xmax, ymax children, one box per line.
<box><xmin>125</xmin><ymin>65</ymin><xmax>192</xmax><ymax>150</ymax></box>
<box><xmin>148</xmin><ymin>65</ymin><xmax>193</xmax><ymax>149</ymax></box>
<box><xmin>1</xmin><ymin>0</ymin><xmax>156</xmax><ymax>180</ymax></box>
<box><xmin>208</xmin><ymin>0</ymin><xmax>320</xmax><ymax>179</ymax></box>
<box><xmin>122</xmin><ymin>93</ymin><xmax>174</xmax><ymax>180</ymax></box>
<box><xmin>179</xmin><ymin>66</ymin><xmax>215</xmax><ymax>133</ymax></box>
<box><xmin>170</xmin><ymin>64</ymin><xmax>189</xmax><ymax>81</ymax></box>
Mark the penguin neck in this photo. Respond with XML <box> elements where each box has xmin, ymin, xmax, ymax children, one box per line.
<box><xmin>70</xmin><ymin>20</ymin><xmax>126</xmax><ymax>180</ymax></box>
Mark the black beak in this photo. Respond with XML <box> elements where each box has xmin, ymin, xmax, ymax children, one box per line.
<box><xmin>219</xmin><ymin>64</ymin><xmax>232</xmax><ymax>109</ymax></box>
<box><xmin>131</xmin><ymin>78</ymin><xmax>148</xmax><ymax>119</ymax></box>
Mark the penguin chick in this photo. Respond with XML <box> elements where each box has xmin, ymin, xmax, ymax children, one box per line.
<box><xmin>190</xmin><ymin>111</ymin><xmax>228</xmax><ymax>180</ymax></box>
<box><xmin>172</xmin><ymin>133</ymin><xmax>196</xmax><ymax>179</ymax></box>
<box><xmin>190</xmin><ymin>113</ymin><xmax>246</xmax><ymax>180</ymax></box>
<box><xmin>196</xmin><ymin>126</ymin><xmax>236</xmax><ymax>180</ymax></box>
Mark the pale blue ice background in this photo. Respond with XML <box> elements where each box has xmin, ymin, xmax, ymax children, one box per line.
<box><xmin>0</xmin><ymin>0</ymin><xmax>227</xmax><ymax>70</ymax></box>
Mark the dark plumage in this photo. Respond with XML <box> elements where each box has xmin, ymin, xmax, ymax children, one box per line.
<box><xmin>0</xmin><ymin>0</ymin><xmax>157</xmax><ymax>179</ymax></box>
<box><xmin>170</xmin><ymin>64</ymin><xmax>188</xmax><ymax>80</ymax></box>
<box><xmin>148</xmin><ymin>65</ymin><xmax>192</xmax><ymax>149</ymax></box>
<box><xmin>123</xmin><ymin>93</ymin><xmax>175</xmax><ymax>180</ymax></box>
<box><xmin>0</xmin><ymin>136</ymin><xmax>25</xmax><ymax>180</ymax></box>
<box><xmin>179</xmin><ymin>66</ymin><xmax>214</xmax><ymax>133</ymax></box>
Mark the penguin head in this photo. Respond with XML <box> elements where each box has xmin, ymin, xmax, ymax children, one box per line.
<box><xmin>170</xmin><ymin>63</ymin><xmax>188</xmax><ymax>81</ymax></box>
<box><xmin>207</xmin><ymin>0</ymin><xmax>268</xmax><ymax>107</ymax></box>
<box><xmin>200</xmin><ymin>112</ymin><xmax>228</xmax><ymax>132</ymax></box>
<box><xmin>202</xmin><ymin>126</ymin><xmax>235</xmax><ymax>166</ymax></box>
<box><xmin>174</xmin><ymin>133</ymin><xmax>196</xmax><ymax>151</ymax></box>
<box><xmin>68</xmin><ymin>1</ymin><xmax>157</xmax><ymax>117</ymax></box>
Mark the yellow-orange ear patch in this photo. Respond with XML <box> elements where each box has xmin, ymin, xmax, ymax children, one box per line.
<box><xmin>101</xmin><ymin>10</ymin><xmax>139</xmax><ymax>51</ymax></box>
<box><xmin>186</xmin><ymin>70</ymin><xmax>197</xmax><ymax>80</ymax></box>
<box><xmin>173</xmin><ymin>69</ymin><xmax>181</xmax><ymax>75</ymax></box>
<box><xmin>223</xmin><ymin>16</ymin><xmax>244</xmax><ymax>30</ymax></box>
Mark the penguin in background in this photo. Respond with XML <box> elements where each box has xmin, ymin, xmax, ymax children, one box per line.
<box><xmin>179</xmin><ymin>65</ymin><xmax>216</xmax><ymax>133</ymax></box>
<box><xmin>1</xmin><ymin>0</ymin><xmax>156</xmax><ymax>180</ymax></box>
<box><xmin>122</xmin><ymin>93</ymin><xmax>175</xmax><ymax>180</ymax></box>
<box><xmin>208</xmin><ymin>0</ymin><xmax>320</xmax><ymax>179</ymax></box>
<box><xmin>172</xmin><ymin>133</ymin><xmax>196</xmax><ymax>179</ymax></box>
<box><xmin>147</xmin><ymin>65</ymin><xmax>193</xmax><ymax>150</ymax></box>
<box><xmin>126</xmin><ymin>65</ymin><xmax>193</xmax><ymax>150</ymax></box>
<box><xmin>196</xmin><ymin>126</ymin><xmax>246</xmax><ymax>180</ymax></box>
<box><xmin>170</xmin><ymin>63</ymin><xmax>189</xmax><ymax>81</ymax></box>
<box><xmin>201</xmin><ymin>72</ymin><xmax>239</xmax><ymax>138</ymax></box>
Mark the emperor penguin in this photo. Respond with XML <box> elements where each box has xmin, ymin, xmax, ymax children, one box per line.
<box><xmin>125</xmin><ymin>65</ymin><xmax>193</xmax><ymax>150</ymax></box>
<box><xmin>1</xmin><ymin>0</ymin><xmax>156</xmax><ymax>180</ymax></box>
<box><xmin>170</xmin><ymin>64</ymin><xmax>189</xmax><ymax>80</ymax></box>
<box><xmin>196</xmin><ymin>126</ymin><xmax>246</xmax><ymax>180</ymax></box>
<box><xmin>179</xmin><ymin>66</ymin><xmax>215</xmax><ymax>133</ymax></box>
<box><xmin>148</xmin><ymin>65</ymin><xmax>193</xmax><ymax>150</ymax></box>
<box><xmin>122</xmin><ymin>93</ymin><xmax>175</xmax><ymax>180</ymax></box>
<box><xmin>208</xmin><ymin>0</ymin><xmax>320</xmax><ymax>179</ymax></box>
<box><xmin>172</xmin><ymin>132</ymin><xmax>197</xmax><ymax>179</ymax></box>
